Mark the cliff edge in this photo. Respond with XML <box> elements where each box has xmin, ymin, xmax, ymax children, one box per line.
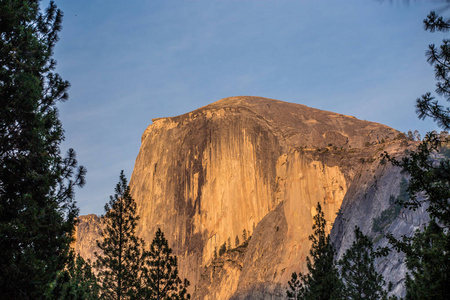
<box><xmin>75</xmin><ymin>96</ymin><xmax>416</xmax><ymax>298</ymax></box>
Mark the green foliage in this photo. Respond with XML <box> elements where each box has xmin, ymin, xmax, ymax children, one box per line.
<box><xmin>286</xmin><ymin>272</ymin><xmax>301</xmax><ymax>300</ymax></box>
<box><xmin>286</xmin><ymin>203</ymin><xmax>343</xmax><ymax>299</ymax></box>
<box><xmin>47</xmin><ymin>252</ymin><xmax>99</xmax><ymax>300</ymax></box>
<box><xmin>389</xmin><ymin>220</ymin><xmax>450</xmax><ymax>300</ymax></box>
<box><xmin>143</xmin><ymin>228</ymin><xmax>190</xmax><ymax>299</ymax></box>
<box><xmin>95</xmin><ymin>173</ymin><xmax>191</xmax><ymax>299</ymax></box>
<box><xmin>384</xmin><ymin>8</ymin><xmax>450</xmax><ymax>299</ymax></box>
<box><xmin>95</xmin><ymin>171</ymin><xmax>146</xmax><ymax>299</ymax></box>
<box><xmin>0</xmin><ymin>1</ymin><xmax>86</xmax><ymax>298</ymax></box>
<box><xmin>339</xmin><ymin>227</ymin><xmax>388</xmax><ymax>300</ymax></box>
<box><xmin>416</xmin><ymin>11</ymin><xmax>450</xmax><ymax>130</ymax></box>
<box><xmin>389</xmin><ymin>134</ymin><xmax>450</xmax><ymax>227</ymax></box>
<box><xmin>395</xmin><ymin>132</ymin><xmax>407</xmax><ymax>140</ymax></box>
<box><xmin>406</xmin><ymin>130</ymin><xmax>421</xmax><ymax>141</ymax></box>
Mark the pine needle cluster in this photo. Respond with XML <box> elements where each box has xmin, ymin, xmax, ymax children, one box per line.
<box><xmin>95</xmin><ymin>171</ymin><xmax>190</xmax><ymax>299</ymax></box>
<box><xmin>287</xmin><ymin>203</ymin><xmax>391</xmax><ymax>300</ymax></box>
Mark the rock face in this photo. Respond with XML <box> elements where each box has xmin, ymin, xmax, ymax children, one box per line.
<box><xmin>73</xmin><ymin>214</ymin><xmax>102</xmax><ymax>263</ymax></box>
<box><xmin>330</xmin><ymin>142</ymin><xmax>430</xmax><ymax>298</ymax></box>
<box><xmin>74</xmin><ymin>96</ymin><xmax>416</xmax><ymax>298</ymax></box>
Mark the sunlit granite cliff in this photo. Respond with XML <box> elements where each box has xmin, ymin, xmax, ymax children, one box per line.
<box><xmin>74</xmin><ymin>96</ymin><xmax>423</xmax><ymax>299</ymax></box>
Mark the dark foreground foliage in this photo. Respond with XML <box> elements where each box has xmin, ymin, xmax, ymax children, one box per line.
<box><xmin>287</xmin><ymin>203</ymin><xmax>343</xmax><ymax>300</ymax></box>
<box><xmin>0</xmin><ymin>1</ymin><xmax>85</xmax><ymax>298</ymax></box>
<box><xmin>95</xmin><ymin>171</ymin><xmax>190</xmax><ymax>299</ymax></box>
<box><xmin>384</xmin><ymin>6</ymin><xmax>450</xmax><ymax>300</ymax></box>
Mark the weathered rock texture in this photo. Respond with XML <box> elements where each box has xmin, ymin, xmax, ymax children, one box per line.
<box><xmin>330</xmin><ymin>142</ymin><xmax>430</xmax><ymax>298</ymax></box>
<box><xmin>73</xmin><ymin>214</ymin><xmax>102</xmax><ymax>263</ymax></box>
<box><xmin>74</xmin><ymin>96</ymin><xmax>417</xmax><ymax>299</ymax></box>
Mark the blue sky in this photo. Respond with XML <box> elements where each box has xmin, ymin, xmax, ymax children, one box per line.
<box><xmin>53</xmin><ymin>0</ymin><xmax>445</xmax><ymax>215</ymax></box>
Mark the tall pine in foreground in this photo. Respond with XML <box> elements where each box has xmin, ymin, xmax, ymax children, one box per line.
<box><xmin>384</xmin><ymin>7</ymin><xmax>450</xmax><ymax>300</ymax></box>
<box><xmin>395</xmin><ymin>220</ymin><xmax>449</xmax><ymax>300</ymax></box>
<box><xmin>287</xmin><ymin>202</ymin><xmax>342</xmax><ymax>299</ymax></box>
<box><xmin>143</xmin><ymin>228</ymin><xmax>190</xmax><ymax>299</ymax></box>
<box><xmin>387</xmin><ymin>138</ymin><xmax>450</xmax><ymax>299</ymax></box>
<box><xmin>0</xmin><ymin>1</ymin><xmax>86</xmax><ymax>298</ymax></box>
<box><xmin>339</xmin><ymin>226</ymin><xmax>388</xmax><ymax>300</ymax></box>
<box><xmin>95</xmin><ymin>171</ymin><xmax>146</xmax><ymax>299</ymax></box>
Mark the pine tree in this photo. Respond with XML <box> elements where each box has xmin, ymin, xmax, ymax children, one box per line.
<box><xmin>235</xmin><ymin>235</ymin><xmax>240</xmax><ymax>247</ymax></box>
<box><xmin>243</xmin><ymin>229</ymin><xmax>248</xmax><ymax>242</ymax></box>
<box><xmin>389</xmin><ymin>219</ymin><xmax>449</xmax><ymax>300</ymax></box>
<box><xmin>95</xmin><ymin>171</ymin><xmax>146</xmax><ymax>299</ymax></box>
<box><xmin>384</xmin><ymin>7</ymin><xmax>450</xmax><ymax>299</ymax></box>
<box><xmin>339</xmin><ymin>226</ymin><xmax>388</xmax><ymax>300</ymax></box>
<box><xmin>47</xmin><ymin>252</ymin><xmax>99</xmax><ymax>300</ymax></box>
<box><xmin>387</xmin><ymin>133</ymin><xmax>450</xmax><ymax>300</ymax></box>
<box><xmin>287</xmin><ymin>202</ymin><xmax>342</xmax><ymax>299</ymax></box>
<box><xmin>286</xmin><ymin>272</ymin><xmax>302</xmax><ymax>300</ymax></box>
<box><xmin>302</xmin><ymin>202</ymin><xmax>342</xmax><ymax>299</ymax></box>
<box><xmin>0</xmin><ymin>1</ymin><xmax>86</xmax><ymax>298</ymax></box>
<box><xmin>142</xmin><ymin>228</ymin><xmax>190</xmax><ymax>299</ymax></box>
<box><xmin>415</xmin><ymin>11</ymin><xmax>450</xmax><ymax>130</ymax></box>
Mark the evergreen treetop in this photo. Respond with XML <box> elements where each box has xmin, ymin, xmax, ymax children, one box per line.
<box><xmin>95</xmin><ymin>171</ymin><xmax>146</xmax><ymax>299</ymax></box>
<box><xmin>399</xmin><ymin>220</ymin><xmax>449</xmax><ymax>300</ymax></box>
<box><xmin>339</xmin><ymin>226</ymin><xmax>388</xmax><ymax>300</ymax></box>
<box><xmin>0</xmin><ymin>1</ymin><xmax>85</xmax><ymax>298</ymax></box>
<box><xmin>143</xmin><ymin>228</ymin><xmax>190</xmax><ymax>300</ymax></box>
<box><xmin>46</xmin><ymin>252</ymin><xmax>99</xmax><ymax>300</ymax></box>
<box><xmin>384</xmin><ymin>5</ymin><xmax>450</xmax><ymax>299</ymax></box>
<box><xmin>287</xmin><ymin>202</ymin><xmax>342</xmax><ymax>300</ymax></box>
<box><xmin>416</xmin><ymin>10</ymin><xmax>450</xmax><ymax>130</ymax></box>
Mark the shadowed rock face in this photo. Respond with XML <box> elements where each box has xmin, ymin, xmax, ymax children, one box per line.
<box><xmin>330</xmin><ymin>142</ymin><xmax>430</xmax><ymax>298</ymax></box>
<box><xmin>74</xmin><ymin>96</ymin><xmax>411</xmax><ymax>298</ymax></box>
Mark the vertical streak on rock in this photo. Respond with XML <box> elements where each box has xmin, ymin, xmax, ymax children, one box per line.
<box><xmin>74</xmin><ymin>97</ymin><xmax>407</xmax><ymax>298</ymax></box>
<box><xmin>129</xmin><ymin>106</ymin><xmax>284</xmax><ymax>291</ymax></box>
<box><xmin>122</xmin><ymin>97</ymin><xmax>402</xmax><ymax>296</ymax></box>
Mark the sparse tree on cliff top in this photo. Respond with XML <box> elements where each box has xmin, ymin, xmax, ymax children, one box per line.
<box><xmin>142</xmin><ymin>228</ymin><xmax>190</xmax><ymax>300</ymax></box>
<box><xmin>339</xmin><ymin>226</ymin><xmax>388</xmax><ymax>300</ymax></box>
<box><xmin>0</xmin><ymin>0</ymin><xmax>86</xmax><ymax>298</ymax></box>
<box><xmin>95</xmin><ymin>171</ymin><xmax>146</xmax><ymax>299</ymax></box>
<box><xmin>287</xmin><ymin>202</ymin><xmax>342</xmax><ymax>299</ymax></box>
